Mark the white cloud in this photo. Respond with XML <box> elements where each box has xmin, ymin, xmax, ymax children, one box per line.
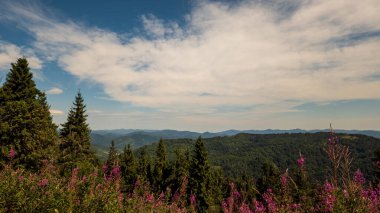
<box><xmin>49</xmin><ymin>109</ymin><xmax>64</xmax><ymax>116</ymax></box>
<box><xmin>0</xmin><ymin>41</ymin><xmax>42</xmax><ymax>72</ymax></box>
<box><xmin>46</xmin><ymin>87</ymin><xmax>63</xmax><ymax>95</ymax></box>
<box><xmin>1</xmin><ymin>0</ymin><xmax>380</xmax><ymax>115</ymax></box>
<box><xmin>88</xmin><ymin>109</ymin><xmax>103</xmax><ymax>114</ymax></box>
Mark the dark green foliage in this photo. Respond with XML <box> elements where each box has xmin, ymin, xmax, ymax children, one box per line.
<box><xmin>58</xmin><ymin>91</ymin><xmax>97</xmax><ymax>174</ymax></box>
<box><xmin>136</xmin><ymin>133</ymin><xmax>380</xmax><ymax>182</ymax></box>
<box><xmin>137</xmin><ymin>148</ymin><xmax>152</xmax><ymax>183</ymax></box>
<box><xmin>120</xmin><ymin>144</ymin><xmax>137</xmax><ymax>191</ymax></box>
<box><xmin>256</xmin><ymin>162</ymin><xmax>281</xmax><ymax>194</ymax></box>
<box><xmin>170</xmin><ymin>149</ymin><xmax>190</xmax><ymax>193</ymax></box>
<box><xmin>106</xmin><ymin>140</ymin><xmax>118</xmax><ymax>167</ymax></box>
<box><xmin>374</xmin><ymin>149</ymin><xmax>380</xmax><ymax>181</ymax></box>
<box><xmin>153</xmin><ymin>139</ymin><xmax>169</xmax><ymax>192</ymax></box>
<box><xmin>189</xmin><ymin>137</ymin><xmax>211</xmax><ymax>211</ymax></box>
<box><xmin>208</xmin><ymin>166</ymin><xmax>225</xmax><ymax>209</ymax></box>
<box><xmin>60</xmin><ymin>91</ymin><xmax>91</xmax><ymax>148</ymax></box>
<box><xmin>0</xmin><ymin>58</ymin><xmax>58</xmax><ymax>170</ymax></box>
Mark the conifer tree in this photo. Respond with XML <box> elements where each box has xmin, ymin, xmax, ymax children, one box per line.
<box><xmin>137</xmin><ymin>148</ymin><xmax>149</xmax><ymax>180</ymax></box>
<box><xmin>120</xmin><ymin>144</ymin><xmax>137</xmax><ymax>190</ymax></box>
<box><xmin>170</xmin><ymin>149</ymin><xmax>190</xmax><ymax>195</ymax></box>
<box><xmin>106</xmin><ymin>140</ymin><xmax>118</xmax><ymax>167</ymax></box>
<box><xmin>189</xmin><ymin>137</ymin><xmax>211</xmax><ymax>211</ymax></box>
<box><xmin>59</xmin><ymin>91</ymin><xmax>96</xmax><ymax>173</ymax></box>
<box><xmin>153</xmin><ymin>139</ymin><xmax>168</xmax><ymax>192</ymax></box>
<box><xmin>60</xmin><ymin>91</ymin><xmax>91</xmax><ymax>148</ymax></box>
<box><xmin>0</xmin><ymin>58</ymin><xmax>58</xmax><ymax>169</ymax></box>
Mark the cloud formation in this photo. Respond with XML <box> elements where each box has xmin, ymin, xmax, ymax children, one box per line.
<box><xmin>1</xmin><ymin>0</ymin><xmax>380</xmax><ymax>115</ymax></box>
<box><xmin>49</xmin><ymin>109</ymin><xmax>64</xmax><ymax>116</ymax></box>
<box><xmin>46</xmin><ymin>87</ymin><xmax>63</xmax><ymax>95</ymax></box>
<box><xmin>0</xmin><ymin>42</ymin><xmax>42</xmax><ymax>72</ymax></box>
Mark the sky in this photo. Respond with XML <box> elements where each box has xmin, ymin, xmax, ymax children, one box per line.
<box><xmin>0</xmin><ymin>0</ymin><xmax>379</xmax><ymax>132</ymax></box>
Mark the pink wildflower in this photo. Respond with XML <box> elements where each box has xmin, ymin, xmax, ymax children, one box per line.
<box><xmin>134</xmin><ymin>178</ymin><xmax>140</xmax><ymax>188</ymax></box>
<box><xmin>233</xmin><ymin>190</ymin><xmax>240</xmax><ymax>200</ymax></box>
<box><xmin>96</xmin><ymin>184</ymin><xmax>102</xmax><ymax>191</ymax></box>
<box><xmin>222</xmin><ymin>201</ymin><xmax>229</xmax><ymax>212</ymax></box>
<box><xmin>38</xmin><ymin>178</ymin><xmax>49</xmax><ymax>187</ymax></box>
<box><xmin>253</xmin><ymin>200</ymin><xmax>266</xmax><ymax>213</ymax></box>
<box><xmin>322</xmin><ymin>182</ymin><xmax>336</xmax><ymax>212</ymax></box>
<box><xmin>18</xmin><ymin>175</ymin><xmax>24</xmax><ymax>182</ymax></box>
<box><xmin>102</xmin><ymin>164</ymin><xmax>108</xmax><ymax>173</ymax></box>
<box><xmin>353</xmin><ymin>169</ymin><xmax>365</xmax><ymax>185</ymax></box>
<box><xmin>111</xmin><ymin>165</ymin><xmax>121</xmax><ymax>178</ymax></box>
<box><xmin>190</xmin><ymin>193</ymin><xmax>196</xmax><ymax>206</ymax></box>
<box><xmin>145</xmin><ymin>193</ymin><xmax>154</xmax><ymax>203</ymax></box>
<box><xmin>297</xmin><ymin>154</ymin><xmax>305</xmax><ymax>167</ymax></box>
<box><xmin>239</xmin><ymin>203</ymin><xmax>253</xmax><ymax>213</ymax></box>
<box><xmin>8</xmin><ymin>148</ymin><xmax>16</xmax><ymax>159</ymax></box>
<box><xmin>324</xmin><ymin>182</ymin><xmax>334</xmax><ymax>194</ymax></box>
<box><xmin>263</xmin><ymin>188</ymin><xmax>278</xmax><ymax>212</ymax></box>
<box><xmin>290</xmin><ymin>203</ymin><xmax>301</xmax><ymax>211</ymax></box>
<box><xmin>280</xmin><ymin>173</ymin><xmax>288</xmax><ymax>188</ymax></box>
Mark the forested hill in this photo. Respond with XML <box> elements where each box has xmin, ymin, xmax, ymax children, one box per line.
<box><xmin>135</xmin><ymin>132</ymin><xmax>380</xmax><ymax>181</ymax></box>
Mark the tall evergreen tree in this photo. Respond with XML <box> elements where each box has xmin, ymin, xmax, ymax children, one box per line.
<box><xmin>137</xmin><ymin>148</ymin><xmax>154</xmax><ymax>185</ymax></box>
<box><xmin>0</xmin><ymin>58</ymin><xmax>58</xmax><ymax>169</ymax></box>
<box><xmin>170</xmin><ymin>149</ymin><xmax>190</xmax><ymax>195</ymax></box>
<box><xmin>120</xmin><ymin>144</ymin><xmax>137</xmax><ymax>191</ymax></box>
<box><xmin>106</xmin><ymin>140</ymin><xmax>118</xmax><ymax>167</ymax></box>
<box><xmin>153</xmin><ymin>139</ymin><xmax>169</xmax><ymax>192</ymax></box>
<box><xmin>137</xmin><ymin>148</ymin><xmax>149</xmax><ymax>180</ymax></box>
<box><xmin>59</xmin><ymin>91</ymin><xmax>96</xmax><ymax>173</ymax></box>
<box><xmin>189</xmin><ymin>137</ymin><xmax>211</xmax><ymax>211</ymax></box>
<box><xmin>60</xmin><ymin>91</ymin><xmax>91</xmax><ymax>148</ymax></box>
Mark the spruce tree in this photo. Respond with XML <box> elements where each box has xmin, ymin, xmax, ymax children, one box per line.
<box><xmin>60</xmin><ymin>91</ymin><xmax>91</xmax><ymax>148</ymax></box>
<box><xmin>106</xmin><ymin>140</ymin><xmax>118</xmax><ymax>166</ymax></box>
<box><xmin>170</xmin><ymin>149</ymin><xmax>190</xmax><ymax>195</ymax></box>
<box><xmin>120</xmin><ymin>144</ymin><xmax>137</xmax><ymax>191</ymax></box>
<box><xmin>137</xmin><ymin>148</ymin><xmax>152</xmax><ymax>183</ymax></box>
<box><xmin>0</xmin><ymin>58</ymin><xmax>58</xmax><ymax>169</ymax></box>
<box><xmin>153</xmin><ymin>138</ymin><xmax>168</xmax><ymax>192</ymax></box>
<box><xmin>59</xmin><ymin>91</ymin><xmax>96</xmax><ymax>173</ymax></box>
<box><xmin>189</xmin><ymin>137</ymin><xmax>211</xmax><ymax>211</ymax></box>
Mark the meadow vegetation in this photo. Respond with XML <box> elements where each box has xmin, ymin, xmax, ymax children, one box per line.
<box><xmin>0</xmin><ymin>58</ymin><xmax>379</xmax><ymax>212</ymax></box>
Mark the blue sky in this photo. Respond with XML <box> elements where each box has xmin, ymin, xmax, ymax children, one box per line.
<box><xmin>0</xmin><ymin>0</ymin><xmax>379</xmax><ymax>131</ymax></box>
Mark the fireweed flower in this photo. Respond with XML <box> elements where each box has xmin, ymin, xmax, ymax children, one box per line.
<box><xmin>297</xmin><ymin>154</ymin><xmax>305</xmax><ymax>167</ymax></box>
<box><xmin>190</xmin><ymin>194</ymin><xmax>196</xmax><ymax>206</ymax></box>
<box><xmin>322</xmin><ymin>182</ymin><xmax>336</xmax><ymax>212</ymax></box>
<box><xmin>263</xmin><ymin>188</ymin><xmax>278</xmax><ymax>212</ymax></box>
<box><xmin>324</xmin><ymin>182</ymin><xmax>334</xmax><ymax>194</ymax></box>
<box><xmin>102</xmin><ymin>164</ymin><xmax>108</xmax><ymax>173</ymax></box>
<box><xmin>145</xmin><ymin>193</ymin><xmax>154</xmax><ymax>203</ymax></box>
<box><xmin>233</xmin><ymin>190</ymin><xmax>240</xmax><ymax>200</ymax></box>
<box><xmin>353</xmin><ymin>169</ymin><xmax>365</xmax><ymax>185</ymax></box>
<box><xmin>18</xmin><ymin>175</ymin><xmax>24</xmax><ymax>181</ymax></box>
<box><xmin>280</xmin><ymin>173</ymin><xmax>288</xmax><ymax>189</ymax></box>
<box><xmin>290</xmin><ymin>203</ymin><xmax>301</xmax><ymax>211</ymax></box>
<box><xmin>239</xmin><ymin>203</ymin><xmax>253</xmax><ymax>213</ymax></box>
<box><xmin>8</xmin><ymin>148</ymin><xmax>16</xmax><ymax>159</ymax></box>
<box><xmin>222</xmin><ymin>201</ymin><xmax>228</xmax><ymax>211</ymax></box>
<box><xmin>253</xmin><ymin>200</ymin><xmax>266</xmax><ymax>213</ymax></box>
<box><xmin>38</xmin><ymin>178</ymin><xmax>49</xmax><ymax>187</ymax></box>
<box><xmin>111</xmin><ymin>165</ymin><xmax>121</xmax><ymax>179</ymax></box>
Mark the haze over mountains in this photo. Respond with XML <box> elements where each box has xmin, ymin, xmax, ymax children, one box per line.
<box><xmin>91</xmin><ymin>128</ymin><xmax>380</xmax><ymax>152</ymax></box>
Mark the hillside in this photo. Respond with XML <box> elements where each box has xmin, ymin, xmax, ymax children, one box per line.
<box><xmin>134</xmin><ymin>132</ymin><xmax>380</xmax><ymax>181</ymax></box>
<box><xmin>91</xmin><ymin>129</ymin><xmax>380</xmax><ymax>157</ymax></box>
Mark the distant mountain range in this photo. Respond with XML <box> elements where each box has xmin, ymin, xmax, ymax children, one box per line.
<box><xmin>90</xmin><ymin>128</ymin><xmax>380</xmax><ymax>157</ymax></box>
